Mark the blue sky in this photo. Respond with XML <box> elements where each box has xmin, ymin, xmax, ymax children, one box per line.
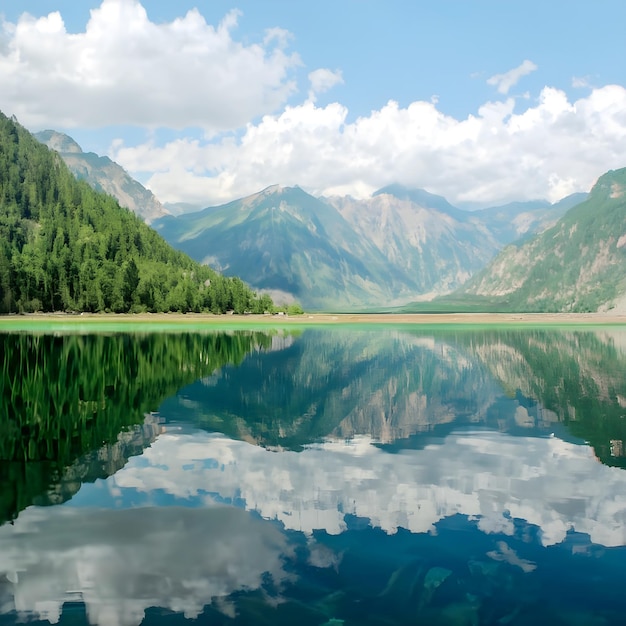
<box><xmin>1</xmin><ymin>0</ymin><xmax>625</xmax><ymax>208</ymax></box>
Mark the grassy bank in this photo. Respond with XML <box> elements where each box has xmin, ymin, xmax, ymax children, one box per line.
<box><xmin>0</xmin><ymin>311</ymin><xmax>625</xmax><ymax>333</ymax></box>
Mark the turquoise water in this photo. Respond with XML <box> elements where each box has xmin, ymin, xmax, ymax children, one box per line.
<box><xmin>2</xmin><ymin>327</ymin><xmax>626</xmax><ymax>624</ymax></box>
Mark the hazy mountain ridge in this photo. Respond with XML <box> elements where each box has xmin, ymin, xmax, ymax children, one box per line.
<box><xmin>462</xmin><ymin>168</ymin><xmax>626</xmax><ymax>312</ymax></box>
<box><xmin>372</xmin><ymin>184</ymin><xmax>469</xmax><ymax>221</ymax></box>
<box><xmin>471</xmin><ymin>193</ymin><xmax>588</xmax><ymax>245</ymax></box>
<box><xmin>156</xmin><ymin>182</ymin><xmax>586</xmax><ymax>309</ymax></box>
<box><xmin>34</xmin><ymin>130</ymin><xmax>170</xmax><ymax>224</ymax></box>
<box><xmin>155</xmin><ymin>185</ymin><xmax>415</xmax><ymax>309</ymax></box>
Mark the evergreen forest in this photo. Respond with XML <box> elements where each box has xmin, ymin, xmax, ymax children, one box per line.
<box><xmin>0</xmin><ymin>112</ymin><xmax>274</xmax><ymax>314</ymax></box>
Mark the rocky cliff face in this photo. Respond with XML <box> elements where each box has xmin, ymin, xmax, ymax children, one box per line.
<box><xmin>35</xmin><ymin>130</ymin><xmax>170</xmax><ymax>224</ymax></box>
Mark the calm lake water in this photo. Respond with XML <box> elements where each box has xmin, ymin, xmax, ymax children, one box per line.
<box><xmin>2</xmin><ymin>325</ymin><xmax>626</xmax><ymax>625</ymax></box>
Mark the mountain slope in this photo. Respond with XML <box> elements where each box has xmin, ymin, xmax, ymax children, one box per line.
<box><xmin>35</xmin><ymin>130</ymin><xmax>169</xmax><ymax>224</ymax></box>
<box><xmin>328</xmin><ymin>191</ymin><xmax>500</xmax><ymax>299</ymax></box>
<box><xmin>373</xmin><ymin>184</ymin><xmax>468</xmax><ymax>221</ymax></box>
<box><xmin>0</xmin><ymin>112</ymin><xmax>269</xmax><ymax>314</ymax></box>
<box><xmin>158</xmin><ymin>184</ymin><xmax>544</xmax><ymax>310</ymax></box>
<box><xmin>155</xmin><ymin>185</ymin><xmax>413</xmax><ymax>309</ymax></box>
<box><xmin>461</xmin><ymin>168</ymin><xmax>626</xmax><ymax>312</ymax></box>
<box><xmin>472</xmin><ymin>193</ymin><xmax>588</xmax><ymax>245</ymax></box>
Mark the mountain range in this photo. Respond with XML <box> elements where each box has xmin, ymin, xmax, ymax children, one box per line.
<box><xmin>32</xmin><ymin>129</ymin><xmax>626</xmax><ymax>313</ymax></box>
<box><xmin>153</xmin><ymin>183</ymin><xmax>583</xmax><ymax>309</ymax></box>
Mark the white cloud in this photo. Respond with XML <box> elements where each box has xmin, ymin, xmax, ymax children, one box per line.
<box><xmin>0</xmin><ymin>0</ymin><xmax>301</xmax><ymax>130</ymax></box>
<box><xmin>4</xmin><ymin>3</ymin><xmax>622</xmax><ymax>209</ymax></box>
<box><xmin>487</xmin><ymin>60</ymin><xmax>538</xmax><ymax>95</ymax></box>
<box><xmin>572</xmin><ymin>75</ymin><xmax>592</xmax><ymax>88</ymax></box>
<box><xmin>263</xmin><ymin>26</ymin><xmax>292</xmax><ymax>48</ymax></box>
<box><xmin>307</xmin><ymin>68</ymin><xmax>344</xmax><ymax>101</ymax></box>
<box><xmin>111</xmin><ymin>84</ymin><xmax>626</xmax><ymax>207</ymax></box>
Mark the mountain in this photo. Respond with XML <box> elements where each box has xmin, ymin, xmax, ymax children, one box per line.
<box><xmin>34</xmin><ymin>130</ymin><xmax>170</xmax><ymax>224</ymax></box>
<box><xmin>154</xmin><ymin>184</ymin><xmax>412</xmax><ymax>309</ymax></box>
<box><xmin>30</xmin><ymin>128</ymin><xmax>596</xmax><ymax>311</ymax></box>
<box><xmin>372</xmin><ymin>183</ymin><xmax>468</xmax><ymax>221</ymax></box>
<box><xmin>157</xmin><ymin>184</ymin><xmax>545</xmax><ymax>309</ymax></box>
<box><xmin>460</xmin><ymin>168</ymin><xmax>626</xmax><ymax>312</ymax></box>
<box><xmin>0</xmin><ymin>112</ymin><xmax>271</xmax><ymax>314</ymax></box>
<box><xmin>327</xmin><ymin>191</ymin><xmax>500</xmax><ymax>299</ymax></box>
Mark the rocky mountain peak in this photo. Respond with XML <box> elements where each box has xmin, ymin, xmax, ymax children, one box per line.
<box><xmin>34</xmin><ymin>130</ymin><xmax>83</xmax><ymax>154</ymax></box>
<box><xmin>34</xmin><ymin>129</ymin><xmax>170</xmax><ymax>224</ymax></box>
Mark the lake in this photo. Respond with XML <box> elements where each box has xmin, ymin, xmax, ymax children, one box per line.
<box><xmin>2</xmin><ymin>325</ymin><xmax>626</xmax><ymax>625</ymax></box>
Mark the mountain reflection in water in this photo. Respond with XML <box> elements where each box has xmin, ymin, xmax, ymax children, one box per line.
<box><xmin>2</xmin><ymin>326</ymin><xmax>626</xmax><ymax>625</ymax></box>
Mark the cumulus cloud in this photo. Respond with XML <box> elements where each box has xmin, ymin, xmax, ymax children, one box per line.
<box><xmin>307</xmin><ymin>68</ymin><xmax>344</xmax><ymax>101</ymax></box>
<box><xmin>487</xmin><ymin>59</ymin><xmax>538</xmax><ymax>94</ymax></box>
<box><xmin>111</xmin><ymin>84</ymin><xmax>626</xmax><ymax>207</ymax></box>
<box><xmin>4</xmin><ymin>3</ymin><xmax>623</xmax><ymax>209</ymax></box>
<box><xmin>0</xmin><ymin>0</ymin><xmax>301</xmax><ymax>129</ymax></box>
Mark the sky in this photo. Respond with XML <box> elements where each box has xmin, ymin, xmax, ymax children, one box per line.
<box><xmin>0</xmin><ymin>0</ymin><xmax>625</xmax><ymax>209</ymax></box>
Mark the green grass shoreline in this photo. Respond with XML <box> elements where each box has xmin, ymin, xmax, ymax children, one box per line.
<box><xmin>1</xmin><ymin>311</ymin><xmax>625</xmax><ymax>333</ymax></box>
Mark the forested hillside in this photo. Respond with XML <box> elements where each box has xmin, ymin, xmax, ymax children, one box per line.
<box><xmin>0</xmin><ymin>112</ymin><xmax>272</xmax><ymax>314</ymax></box>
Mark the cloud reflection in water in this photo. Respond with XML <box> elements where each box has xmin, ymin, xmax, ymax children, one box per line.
<box><xmin>0</xmin><ymin>505</ymin><xmax>292</xmax><ymax>626</ymax></box>
<box><xmin>114</xmin><ymin>428</ymin><xmax>626</xmax><ymax>546</ymax></box>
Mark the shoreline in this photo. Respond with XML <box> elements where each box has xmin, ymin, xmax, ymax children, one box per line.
<box><xmin>1</xmin><ymin>311</ymin><xmax>626</xmax><ymax>328</ymax></box>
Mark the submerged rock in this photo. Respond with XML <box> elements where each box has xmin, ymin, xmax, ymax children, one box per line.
<box><xmin>424</xmin><ymin>566</ymin><xmax>453</xmax><ymax>591</ymax></box>
<box><xmin>418</xmin><ymin>565</ymin><xmax>453</xmax><ymax>610</ymax></box>
<box><xmin>315</xmin><ymin>590</ymin><xmax>347</xmax><ymax>617</ymax></box>
<box><xmin>378</xmin><ymin>561</ymin><xmax>427</xmax><ymax>602</ymax></box>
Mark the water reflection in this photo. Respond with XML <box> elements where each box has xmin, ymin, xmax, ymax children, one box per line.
<box><xmin>0</xmin><ymin>330</ymin><xmax>283</xmax><ymax>523</ymax></box>
<box><xmin>2</xmin><ymin>326</ymin><xmax>626</xmax><ymax>624</ymax></box>
<box><xmin>0</xmin><ymin>505</ymin><xmax>292</xmax><ymax>626</ymax></box>
<box><xmin>161</xmin><ymin>328</ymin><xmax>626</xmax><ymax>461</ymax></box>
<box><xmin>110</xmin><ymin>426</ymin><xmax>626</xmax><ymax>545</ymax></box>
